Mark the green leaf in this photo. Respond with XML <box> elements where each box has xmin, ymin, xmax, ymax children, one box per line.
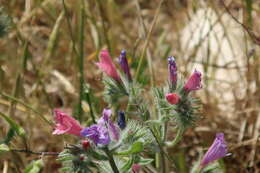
<box><xmin>90</xmin><ymin>150</ymin><xmax>108</xmax><ymax>160</ymax></box>
<box><xmin>0</xmin><ymin>112</ymin><xmax>26</xmax><ymax>137</ymax></box>
<box><xmin>137</xmin><ymin>157</ymin><xmax>153</xmax><ymax>165</ymax></box>
<box><xmin>0</xmin><ymin>128</ymin><xmax>15</xmax><ymax>144</ymax></box>
<box><xmin>0</xmin><ymin>144</ymin><xmax>9</xmax><ymax>153</ymax></box>
<box><xmin>120</xmin><ymin>157</ymin><xmax>134</xmax><ymax>173</ymax></box>
<box><xmin>115</xmin><ymin>141</ymin><xmax>144</xmax><ymax>155</ymax></box>
<box><xmin>23</xmin><ymin>159</ymin><xmax>44</xmax><ymax>173</ymax></box>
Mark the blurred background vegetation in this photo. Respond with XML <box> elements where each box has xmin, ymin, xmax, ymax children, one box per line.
<box><xmin>0</xmin><ymin>0</ymin><xmax>259</xmax><ymax>172</ymax></box>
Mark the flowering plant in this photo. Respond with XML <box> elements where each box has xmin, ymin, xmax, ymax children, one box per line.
<box><xmin>52</xmin><ymin>50</ymin><xmax>229</xmax><ymax>173</ymax></box>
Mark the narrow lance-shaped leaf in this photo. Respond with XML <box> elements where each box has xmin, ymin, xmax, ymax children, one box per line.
<box><xmin>24</xmin><ymin>159</ymin><xmax>44</xmax><ymax>173</ymax></box>
<box><xmin>0</xmin><ymin>112</ymin><xmax>25</xmax><ymax>137</ymax></box>
<box><xmin>0</xmin><ymin>144</ymin><xmax>9</xmax><ymax>154</ymax></box>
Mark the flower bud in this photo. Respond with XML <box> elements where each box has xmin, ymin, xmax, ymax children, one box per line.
<box><xmin>117</xmin><ymin>111</ymin><xmax>126</xmax><ymax>129</ymax></box>
<box><xmin>183</xmin><ymin>69</ymin><xmax>202</xmax><ymax>92</ymax></box>
<box><xmin>166</xmin><ymin>93</ymin><xmax>180</xmax><ymax>105</ymax></box>
<box><xmin>96</xmin><ymin>49</ymin><xmax>121</xmax><ymax>82</ymax></box>
<box><xmin>168</xmin><ymin>56</ymin><xmax>177</xmax><ymax>86</ymax></box>
<box><xmin>82</xmin><ymin>140</ymin><xmax>90</xmax><ymax>150</ymax></box>
<box><xmin>119</xmin><ymin>50</ymin><xmax>132</xmax><ymax>81</ymax></box>
<box><xmin>79</xmin><ymin>154</ymin><xmax>85</xmax><ymax>161</ymax></box>
<box><xmin>132</xmin><ymin>164</ymin><xmax>141</xmax><ymax>173</ymax></box>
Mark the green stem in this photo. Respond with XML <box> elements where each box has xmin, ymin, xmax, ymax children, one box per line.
<box><xmin>77</xmin><ymin>0</ymin><xmax>85</xmax><ymax>122</ymax></box>
<box><xmin>165</xmin><ymin>127</ymin><xmax>184</xmax><ymax>147</ymax></box>
<box><xmin>84</xmin><ymin>90</ymin><xmax>96</xmax><ymax>124</ymax></box>
<box><xmin>104</xmin><ymin>147</ymin><xmax>120</xmax><ymax>173</ymax></box>
<box><xmin>97</xmin><ymin>0</ymin><xmax>111</xmax><ymax>52</ymax></box>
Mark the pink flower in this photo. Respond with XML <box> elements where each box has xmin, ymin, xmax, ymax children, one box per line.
<box><xmin>53</xmin><ymin>109</ymin><xmax>83</xmax><ymax>137</ymax></box>
<box><xmin>96</xmin><ymin>49</ymin><xmax>121</xmax><ymax>81</ymax></box>
<box><xmin>132</xmin><ymin>164</ymin><xmax>141</xmax><ymax>173</ymax></box>
<box><xmin>166</xmin><ymin>93</ymin><xmax>180</xmax><ymax>104</ymax></box>
<box><xmin>183</xmin><ymin>69</ymin><xmax>202</xmax><ymax>92</ymax></box>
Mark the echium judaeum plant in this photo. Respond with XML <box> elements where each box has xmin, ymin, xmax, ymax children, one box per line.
<box><xmin>53</xmin><ymin>50</ymin><xmax>230</xmax><ymax>173</ymax></box>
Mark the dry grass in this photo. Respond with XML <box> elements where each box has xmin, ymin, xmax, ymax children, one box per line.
<box><xmin>0</xmin><ymin>0</ymin><xmax>259</xmax><ymax>172</ymax></box>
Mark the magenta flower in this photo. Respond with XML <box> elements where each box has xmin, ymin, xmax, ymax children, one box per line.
<box><xmin>81</xmin><ymin>109</ymin><xmax>120</xmax><ymax>145</ymax></box>
<box><xmin>168</xmin><ymin>56</ymin><xmax>177</xmax><ymax>86</ymax></box>
<box><xmin>118</xmin><ymin>50</ymin><xmax>132</xmax><ymax>81</ymax></box>
<box><xmin>52</xmin><ymin>109</ymin><xmax>83</xmax><ymax>137</ymax></box>
<box><xmin>200</xmin><ymin>133</ymin><xmax>229</xmax><ymax>168</ymax></box>
<box><xmin>183</xmin><ymin>69</ymin><xmax>202</xmax><ymax>92</ymax></box>
<box><xmin>96</xmin><ymin>49</ymin><xmax>121</xmax><ymax>82</ymax></box>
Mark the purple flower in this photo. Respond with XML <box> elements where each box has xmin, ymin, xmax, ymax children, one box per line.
<box><xmin>200</xmin><ymin>133</ymin><xmax>229</xmax><ymax>168</ymax></box>
<box><xmin>183</xmin><ymin>69</ymin><xmax>202</xmax><ymax>92</ymax></box>
<box><xmin>80</xmin><ymin>109</ymin><xmax>120</xmax><ymax>145</ymax></box>
<box><xmin>168</xmin><ymin>56</ymin><xmax>177</xmax><ymax>86</ymax></box>
<box><xmin>119</xmin><ymin>50</ymin><xmax>132</xmax><ymax>81</ymax></box>
<box><xmin>81</xmin><ymin>124</ymin><xmax>110</xmax><ymax>145</ymax></box>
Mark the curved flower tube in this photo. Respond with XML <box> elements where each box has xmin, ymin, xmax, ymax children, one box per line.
<box><xmin>200</xmin><ymin>133</ymin><xmax>229</xmax><ymax>168</ymax></box>
<box><xmin>96</xmin><ymin>49</ymin><xmax>121</xmax><ymax>82</ymax></box>
<box><xmin>183</xmin><ymin>69</ymin><xmax>202</xmax><ymax>92</ymax></box>
<box><xmin>52</xmin><ymin>109</ymin><xmax>83</xmax><ymax>137</ymax></box>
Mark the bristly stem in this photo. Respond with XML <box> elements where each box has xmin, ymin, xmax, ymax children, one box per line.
<box><xmin>84</xmin><ymin>85</ymin><xmax>96</xmax><ymax>124</ymax></box>
<box><xmin>165</xmin><ymin>127</ymin><xmax>184</xmax><ymax>147</ymax></box>
<box><xmin>104</xmin><ymin>147</ymin><xmax>120</xmax><ymax>173</ymax></box>
<box><xmin>77</xmin><ymin>0</ymin><xmax>85</xmax><ymax>122</ymax></box>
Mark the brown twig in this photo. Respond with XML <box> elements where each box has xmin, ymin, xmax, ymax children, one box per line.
<box><xmin>221</xmin><ymin>0</ymin><xmax>260</xmax><ymax>45</ymax></box>
<box><xmin>11</xmin><ymin>149</ymin><xmax>59</xmax><ymax>156</ymax></box>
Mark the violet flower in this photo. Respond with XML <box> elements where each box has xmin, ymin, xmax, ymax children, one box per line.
<box><xmin>168</xmin><ymin>56</ymin><xmax>177</xmax><ymax>86</ymax></box>
<box><xmin>200</xmin><ymin>133</ymin><xmax>229</xmax><ymax>168</ymax></box>
<box><xmin>81</xmin><ymin>124</ymin><xmax>110</xmax><ymax>145</ymax></box>
<box><xmin>81</xmin><ymin>109</ymin><xmax>120</xmax><ymax>145</ymax></box>
<box><xmin>118</xmin><ymin>50</ymin><xmax>132</xmax><ymax>81</ymax></box>
<box><xmin>183</xmin><ymin>69</ymin><xmax>202</xmax><ymax>92</ymax></box>
<box><xmin>52</xmin><ymin>109</ymin><xmax>83</xmax><ymax>137</ymax></box>
<box><xmin>96</xmin><ymin>49</ymin><xmax>121</xmax><ymax>82</ymax></box>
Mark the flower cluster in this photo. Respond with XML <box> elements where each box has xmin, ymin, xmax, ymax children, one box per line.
<box><xmin>52</xmin><ymin>49</ymin><xmax>228</xmax><ymax>173</ymax></box>
<box><xmin>165</xmin><ymin>56</ymin><xmax>202</xmax><ymax>106</ymax></box>
<box><xmin>53</xmin><ymin>108</ymin><xmax>121</xmax><ymax>146</ymax></box>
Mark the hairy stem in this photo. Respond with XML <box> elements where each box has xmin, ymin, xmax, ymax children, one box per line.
<box><xmin>165</xmin><ymin>127</ymin><xmax>184</xmax><ymax>147</ymax></box>
<box><xmin>104</xmin><ymin>147</ymin><xmax>120</xmax><ymax>173</ymax></box>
